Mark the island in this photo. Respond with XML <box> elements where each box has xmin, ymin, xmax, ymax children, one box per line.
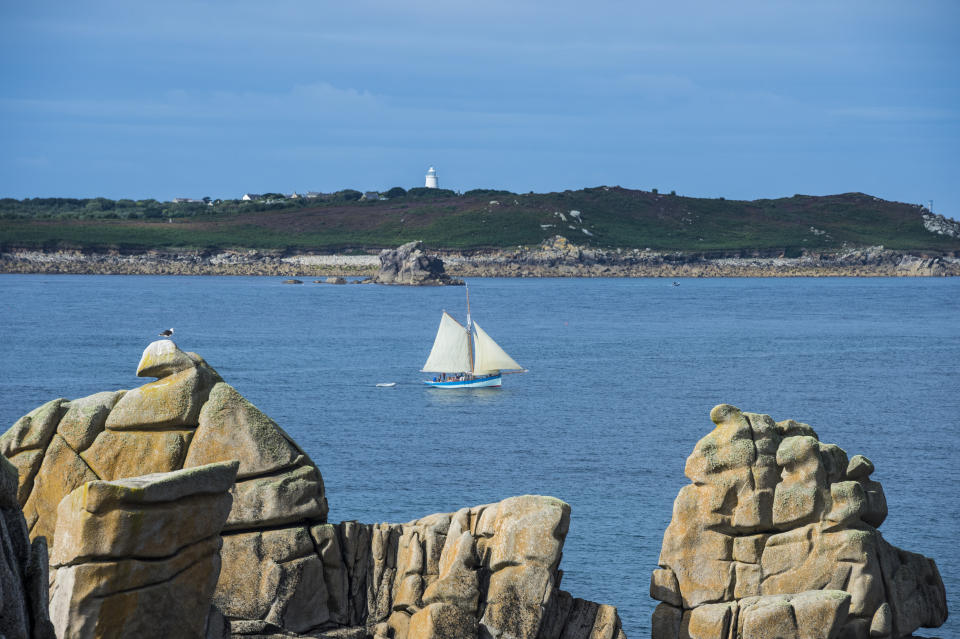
<box><xmin>2</xmin><ymin>189</ymin><xmax>959</xmax><ymax>277</ymax></box>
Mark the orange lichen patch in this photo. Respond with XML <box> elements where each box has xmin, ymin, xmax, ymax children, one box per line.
<box><xmin>81</xmin><ymin>429</ymin><xmax>193</xmax><ymax>481</ymax></box>
<box><xmin>105</xmin><ymin>367</ymin><xmax>216</xmax><ymax>431</ymax></box>
<box><xmin>56</xmin><ymin>390</ymin><xmax>125</xmax><ymax>453</ymax></box>
<box><xmin>27</xmin><ymin>434</ymin><xmax>98</xmax><ymax>544</ymax></box>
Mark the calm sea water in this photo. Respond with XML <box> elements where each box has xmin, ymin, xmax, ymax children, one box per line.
<box><xmin>1</xmin><ymin>275</ymin><xmax>957</xmax><ymax>637</ymax></box>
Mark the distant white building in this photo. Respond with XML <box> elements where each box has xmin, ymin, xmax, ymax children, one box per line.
<box><xmin>425</xmin><ymin>166</ymin><xmax>438</xmax><ymax>189</ymax></box>
<box><xmin>241</xmin><ymin>193</ymin><xmax>261</xmax><ymax>201</ymax></box>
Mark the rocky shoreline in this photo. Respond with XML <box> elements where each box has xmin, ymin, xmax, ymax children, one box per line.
<box><xmin>2</xmin><ymin>237</ymin><xmax>959</xmax><ymax>277</ymax></box>
<box><xmin>446</xmin><ymin>239</ymin><xmax>960</xmax><ymax>277</ymax></box>
<box><xmin>2</xmin><ymin>340</ymin><xmax>627</xmax><ymax>639</ymax></box>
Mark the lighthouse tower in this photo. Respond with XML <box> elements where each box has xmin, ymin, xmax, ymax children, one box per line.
<box><xmin>425</xmin><ymin>166</ymin><xmax>438</xmax><ymax>189</ymax></box>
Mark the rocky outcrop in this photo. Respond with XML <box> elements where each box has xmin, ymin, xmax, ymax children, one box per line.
<box><xmin>0</xmin><ymin>250</ymin><xmax>381</xmax><ymax>276</ymax></box>
<box><xmin>48</xmin><ymin>461</ymin><xmax>237</xmax><ymax>639</ymax></box>
<box><xmin>444</xmin><ymin>237</ymin><xmax>960</xmax><ymax>277</ymax></box>
<box><xmin>222</xmin><ymin>495</ymin><xmax>625</xmax><ymax>638</ymax></box>
<box><xmin>370</xmin><ymin>242</ymin><xmax>463</xmax><ymax>285</ymax></box>
<box><xmin>1</xmin><ymin>340</ymin><xmax>329</xmax><ymax>634</ymax></box>
<box><xmin>651</xmin><ymin>404</ymin><xmax>948</xmax><ymax>639</ymax></box>
<box><xmin>3</xmin><ymin>341</ymin><xmax>623</xmax><ymax>637</ymax></box>
<box><xmin>3</xmin><ymin>243</ymin><xmax>958</xmax><ymax>276</ymax></box>
<box><xmin>0</xmin><ymin>455</ymin><xmax>55</xmax><ymax>639</ymax></box>
<box><xmin>922</xmin><ymin>212</ymin><xmax>960</xmax><ymax>239</ymax></box>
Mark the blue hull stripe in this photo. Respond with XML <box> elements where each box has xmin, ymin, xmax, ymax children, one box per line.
<box><xmin>423</xmin><ymin>374</ymin><xmax>502</xmax><ymax>388</ymax></box>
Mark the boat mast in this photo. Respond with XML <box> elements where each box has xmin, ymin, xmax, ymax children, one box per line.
<box><xmin>465</xmin><ymin>283</ymin><xmax>474</xmax><ymax>374</ymax></box>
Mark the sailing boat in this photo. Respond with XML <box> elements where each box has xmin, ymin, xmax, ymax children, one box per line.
<box><xmin>422</xmin><ymin>286</ymin><xmax>525</xmax><ymax>388</ymax></box>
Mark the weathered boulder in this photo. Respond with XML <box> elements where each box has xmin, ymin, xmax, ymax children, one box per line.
<box><xmin>0</xmin><ymin>455</ymin><xmax>55</xmax><ymax>639</ymax></box>
<box><xmin>303</xmin><ymin>496</ymin><xmax>627</xmax><ymax>639</ymax></box>
<box><xmin>3</xmin><ymin>342</ymin><xmax>623</xmax><ymax>637</ymax></box>
<box><xmin>2</xmin><ymin>341</ymin><xmax>331</xmax><ymax>634</ymax></box>
<box><xmin>48</xmin><ymin>461</ymin><xmax>237</xmax><ymax>638</ymax></box>
<box><xmin>371</xmin><ymin>241</ymin><xmax>463</xmax><ymax>285</ymax></box>
<box><xmin>207</xmin><ymin>496</ymin><xmax>626</xmax><ymax>638</ymax></box>
<box><xmin>1</xmin><ymin>398</ymin><xmax>69</xmax><ymax>505</ymax></box>
<box><xmin>652</xmin><ymin>405</ymin><xmax>948</xmax><ymax>639</ymax></box>
<box><xmin>734</xmin><ymin>590</ymin><xmax>851</xmax><ymax>639</ymax></box>
<box><xmin>136</xmin><ymin>338</ymin><xmax>198</xmax><ymax>378</ymax></box>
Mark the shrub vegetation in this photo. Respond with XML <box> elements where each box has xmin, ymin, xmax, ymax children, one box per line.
<box><xmin>1</xmin><ymin>188</ymin><xmax>955</xmax><ymax>253</ymax></box>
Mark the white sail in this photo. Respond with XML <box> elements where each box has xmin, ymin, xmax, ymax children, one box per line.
<box><xmin>422</xmin><ymin>312</ymin><xmax>472</xmax><ymax>373</ymax></box>
<box><xmin>472</xmin><ymin>322</ymin><xmax>522</xmax><ymax>374</ymax></box>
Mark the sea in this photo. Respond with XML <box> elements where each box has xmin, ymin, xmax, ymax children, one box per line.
<box><xmin>1</xmin><ymin>274</ymin><xmax>957</xmax><ymax>638</ymax></box>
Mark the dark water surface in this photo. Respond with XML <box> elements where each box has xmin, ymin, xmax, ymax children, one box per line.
<box><xmin>1</xmin><ymin>275</ymin><xmax>957</xmax><ymax>637</ymax></box>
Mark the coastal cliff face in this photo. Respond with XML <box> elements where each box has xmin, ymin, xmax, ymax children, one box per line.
<box><xmin>651</xmin><ymin>405</ymin><xmax>948</xmax><ymax>639</ymax></box>
<box><xmin>1</xmin><ymin>341</ymin><xmax>625</xmax><ymax>638</ymax></box>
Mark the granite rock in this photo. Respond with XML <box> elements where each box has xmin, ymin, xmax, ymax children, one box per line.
<box><xmin>48</xmin><ymin>461</ymin><xmax>237</xmax><ymax>639</ymax></box>
<box><xmin>0</xmin><ymin>455</ymin><xmax>55</xmax><ymax>639</ymax></box>
<box><xmin>3</xmin><ymin>342</ymin><xmax>622</xmax><ymax>637</ymax></box>
<box><xmin>136</xmin><ymin>338</ymin><xmax>198</xmax><ymax>378</ymax></box>
<box><xmin>2</xmin><ymin>341</ymin><xmax>331</xmax><ymax>634</ymax></box>
<box><xmin>371</xmin><ymin>241</ymin><xmax>463</xmax><ymax>286</ymax></box>
<box><xmin>652</xmin><ymin>404</ymin><xmax>948</xmax><ymax>639</ymax></box>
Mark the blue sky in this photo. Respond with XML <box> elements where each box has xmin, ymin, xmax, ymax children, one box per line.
<box><xmin>1</xmin><ymin>1</ymin><xmax>958</xmax><ymax>215</ymax></box>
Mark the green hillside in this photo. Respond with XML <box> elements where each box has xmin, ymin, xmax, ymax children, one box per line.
<box><xmin>1</xmin><ymin>188</ymin><xmax>957</xmax><ymax>254</ymax></box>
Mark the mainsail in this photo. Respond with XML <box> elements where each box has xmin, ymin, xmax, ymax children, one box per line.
<box><xmin>422</xmin><ymin>312</ymin><xmax>471</xmax><ymax>373</ymax></box>
<box><xmin>472</xmin><ymin>322</ymin><xmax>523</xmax><ymax>374</ymax></box>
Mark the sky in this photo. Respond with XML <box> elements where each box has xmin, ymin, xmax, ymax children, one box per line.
<box><xmin>1</xmin><ymin>1</ymin><xmax>958</xmax><ymax>215</ymax></box>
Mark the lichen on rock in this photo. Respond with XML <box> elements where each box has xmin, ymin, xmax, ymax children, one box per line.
<box><xmin>651</xmin><ymin>404</ymin><xmax>948</xmax><ymax>639</ymax></box>
<box><xmin>2</xmin><ymin>340</ymin><xmax>624</xmax><ymax>638</ymax></box>
<box><xmin>48</xmin><ymin>461</ymin><xmax>238</xmax><ymax>639</ymax></box>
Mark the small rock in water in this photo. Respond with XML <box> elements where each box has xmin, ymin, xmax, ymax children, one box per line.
<box><xmin>282</xmin><ymin>279</ymin><xmax>303</xmax><ymax>284</ymax></box>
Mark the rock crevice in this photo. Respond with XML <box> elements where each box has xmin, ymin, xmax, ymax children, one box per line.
<box><xmin>651</xmin><ymin>404</ymin><xmax>948</xmax><ymax>639</ymax></box>
<box><xmin>3</xmin><ymin>341</ymin><xmax>623</xmax><ymax>639</ymax></box>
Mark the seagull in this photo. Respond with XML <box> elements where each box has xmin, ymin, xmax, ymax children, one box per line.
<box><xmin>158</xmin><ymin>328</ymin><xmax>175</xmax><ymax>337</ymax></box>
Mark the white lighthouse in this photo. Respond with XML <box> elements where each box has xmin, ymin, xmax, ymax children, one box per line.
<box><xmin>425</xmin><ymin>166</ymin><xmax>438</xmax><ymax>189</ymax></box>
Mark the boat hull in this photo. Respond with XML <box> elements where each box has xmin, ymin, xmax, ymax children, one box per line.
<box><xmin>424</xmin><ymin>374</ymin><xmax>502</xmax><ymax>389</ymax></box>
